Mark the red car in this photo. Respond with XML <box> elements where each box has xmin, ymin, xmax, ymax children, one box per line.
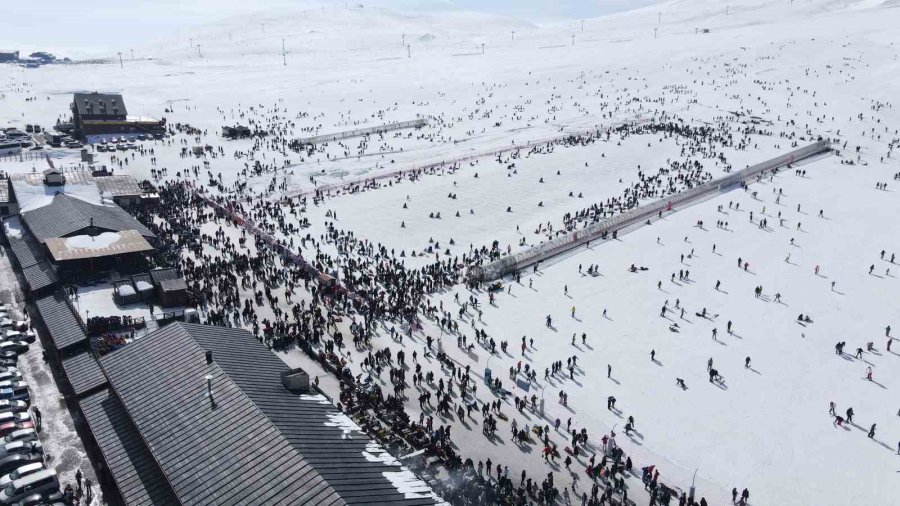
<box><xmin>0</xmin><ymin>421</ymin><xmax>33</xmax><ymax>438</ymax></box>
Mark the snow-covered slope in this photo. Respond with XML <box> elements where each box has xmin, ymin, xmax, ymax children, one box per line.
<box><xmin>2</xmin><ymin>1</ymin><xmax>900</xmax><ymax>505</ymax></box>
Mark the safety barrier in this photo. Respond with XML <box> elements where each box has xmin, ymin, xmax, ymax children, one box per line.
<box><xmin>277</xmin><ymin>115</ymin><xmax>649</xmax><ymax>201</ymax></box>
<box><xmin>469</xmin><ymin>140</ymin><xmax>832</xmax><ymax>281</ymax></box>
<box><xmin>295</xmin><ymin>118</ymin><xmax>428</xmax><ymax>146</ymax></box>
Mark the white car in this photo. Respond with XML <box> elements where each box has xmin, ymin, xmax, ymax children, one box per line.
<box><xmin>0</xmin><ymin>462</ymin><xmax>43</xmax><ymax>488</ymax></box>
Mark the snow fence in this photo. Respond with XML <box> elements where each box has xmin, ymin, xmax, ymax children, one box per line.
<box><xmin>295</xmin><ymin>118</ymin><xmax>428</xmax><ymax>146</ymax></box>
<box><xmin>468</xmin><ymin>139</ymin><xmax>831</xmax><ymax>282</ymax></box>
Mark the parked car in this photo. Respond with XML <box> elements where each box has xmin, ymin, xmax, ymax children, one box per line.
<box><xmin>0</xmin><ymin>442</ymin><xmax>41</xmax><ymax>459</ymax></box>
<box><xmin>0</xmin><ymin>343</ymin><xmax>26</xmax><ymax>356</ymax></box>
<box><xmin>0</xmin><ymin>462</ymin><xmax>43</xmax><ymax>488</ymax></box>
<box><xmin>0</xmin><ymin>430</ymin><xmax>36</xmax><ymax>445</ymax></box>
<box><xmin>0</xmin><ymin>385</ymin><xmax>28</xmax><ymax>403</ymax></box>
<box><xmin>9</xmin><ymin>490</ymin><xmax>63</xmax><ymax>506</ymax></box>
<box><xmin>15</xmin><ymin>335</ymin><xmax>32</xmax><ymax>346</ymax></box>
<box><xmin>0</xmin><ymin>416</ymin><xmax>28</xmax><ymax>428</ymax></box>
<box><xmin>0</xmin><ymin>363</ymin><xmax>15</xmax><ymax>371</ymax></box>
<box><xmin>0</xmin><ymin>424</ymin><xmax>32</xmax><ymax>440</ymax></box>
<box><xmin>0</xmin><ymin>369</ymin><xmax>16</xmax><ymax>376</ymax></box>
<box><xmin>0</xmin><ymin>402</ymin><xmax>26</xmax><ymax>416</ymax></box>
<box><xmin>0</xmin><ymin>376</ymin><xmax>20</xmax><ymax>387</ymax></box>
<box><xmin>0</xmin><ymin>455</ymin><xmax>42</xmax><ymax>478</ymax></box>
<box><xmin>0</xmin><ymin>469</ymin><xmax>58</xmax><ymax>504</ymax></box>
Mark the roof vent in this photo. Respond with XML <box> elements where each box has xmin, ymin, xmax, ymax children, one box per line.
<box><xmin>281</xmin><ymin>368</ymin><xmax>310</xmax><ymax>394</ymax></box>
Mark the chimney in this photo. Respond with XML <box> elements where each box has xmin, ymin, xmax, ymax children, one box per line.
<box><xmin>205</xmin><ymin>350</ymin><xmax>213</xmax><ymax>365</ymax></box>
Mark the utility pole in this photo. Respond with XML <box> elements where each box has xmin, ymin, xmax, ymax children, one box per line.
<box><xmin>197</xmin><ymin>44</ymin><xmax>202</xmax><ymax>58</ymax></box>
<box><xmin>117</xmin><ymin>52</ymin><xmax>123</xmax><ymax>68</ymax></box>
<box><xmin>481</xmin><ymin>43</ymin><xmax>485</xmax><ymax>55</ymax></box>
<box><xmin>571</xmin><ymin>34</ymin><xmax>575</xmax><ymax>46</ymax></box>
<box><xmin>282</xmin><ymin>38</ymin><xmax>286</xmax><ymax>66</ymax></box>
<box><xmin>401</xmin><ymin>33</ymin><xmax>406</xmax><ymax>47</ymax></box>
<box><xmin>406</xmin><ymin>44</ymin><xmax>410</xmax><ymax>58</ymax></box>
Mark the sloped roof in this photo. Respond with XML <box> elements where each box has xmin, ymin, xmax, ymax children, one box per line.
<box><xmin>21</xmin><ymin>193</ymin><xmax>154</xmax><ymax>244</ymax></box>
<box><xmin>94</xmin><ymin>175</ymin><xmax>143</xmax><ymax>198</ymax></box>
<box><xmin>79</xmin><ymin>389</ymin><xmax>178</xmax><ymax>506</ymax></box>
<box><xmin>61</xmin><ymin>351</ymin><xmax>107</xmax><ymax>397</ymax></box>
<box><xmin>184</xmin><ymin>323</ymin><xmax>441</xmax><ymax>505</ymax></box>
<box><xmin>34</xmin><ymin>290</ymin><xmax>87</xmax><ymax>351</ymax></box>
<box><xmin>99</xmin><ymin>323</ymin><xmax>344</xmax><ymax>506</ymax></box>
<box><xmin>73</xmin><ymin>92</ymin><xmax>127</xmax><ymax>118</ymax></box>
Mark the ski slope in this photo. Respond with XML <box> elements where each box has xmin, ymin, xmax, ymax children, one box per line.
<box><xmin>2</xmin><ymin>0</ymin><xmax>899</xmax><ymax>504</ymax></box>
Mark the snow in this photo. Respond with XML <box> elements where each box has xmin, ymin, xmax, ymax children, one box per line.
<box><xmin>135</xmin><ymin>280</ymin><xmax>153</xmax><ymax>291</ymax></box>
<box><xmin>2</xmin><ymin>0</ymin><xmax>899</xmax><ymax>504</ymax></box>
<box><xmin>65</xmin><ymin>232</ymin><xmax>122</xmax><ymax>250</ymax></box>
<box><xmin>2</xmin><ymin>217</ymin><xmax>23</xmax><ymax>239</ymax></box>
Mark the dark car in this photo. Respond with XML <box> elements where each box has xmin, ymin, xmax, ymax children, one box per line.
<box><xmin>0</xmin><ymin>402</ymin><xmax>26</xmax><ymax>415</ymax></box>
<box><xmin>0</xmin><ymin>455</ymin><xmax>41</xmax><ymax>477</ymax></box>
<box><xmin>11</xmin><ymin>490</ymin><xmax>64</xmax><ymax>506</ymax></box>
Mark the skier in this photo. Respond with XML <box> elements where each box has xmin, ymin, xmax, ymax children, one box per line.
<box><xmin>868</xmin><ymin>424</ymin><xmax>876</xmax><ymax>438</ymax></box>
<box><xmin>650</xmin><ymin>349</ymin><xmax>656</xmax><ymax>362</ymax></box>
<box><xmin>846</xmin><ymin>407</ymin><xmax>854</xmax><ymax>424</ymax></box>
<box><xmin>744</xmin><ymin>356</ymin><xmax>751</xmax><ymax>368</ymax></box>
<box><xmin>707</xmin><ymin>357</ymin><xmax>713</xmax><ymax>371</ymax></box>
<box><xmin>829</xmin><ymin>401</ymin><xmax>835</xmax><ymax>416</ymax></box>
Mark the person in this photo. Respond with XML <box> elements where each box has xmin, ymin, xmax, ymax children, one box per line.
<box><xmin>707</xmin><ymin>357</ymin><xmax>713</xmax><ymax>371</ymax></box>
<box><xmin>866</xmin><ymin>366</ymin><xmax>873</xmax><ymax>381</ymax></box>
<box><xmin>732</xmin><ymin>488</ymin><xmax>738</xmax><ymax>504</ymax></box>
<box><xmin>607</xmin><ymin>364</ymin><xmax>611</xmax><ymax>378</ymax></box>
<box><xmin>75</xmin><ymin>469</ymin><xmax>82</xmax><ymax>490</ymax></box>
<box><xmin>868</xmin><ymin>423</ymin><xmax>876</xmax><ymax>438</ymax></box>
<box><xmin>829</xmin><ymin>401</ymin><xmax>835</xmax><ymax>416</ymax></box>
<box><xmin>650</xmin><ymin>349</ymin><xmax>656</xmax><ymax>362</ymax></box>
<box><xmin>744</xmin><ymin>356</ymin><xmax>751</xmax><ymax>369</ymax></box>
<box><xmin>846</xmin><ymin>407</ymin><xmax>854</xmax><ymax>423</ymax></box>
<box><xmin>834</xmin><ymin>415</ymin><xmax>845</xmax><ymax>427</ymax></box>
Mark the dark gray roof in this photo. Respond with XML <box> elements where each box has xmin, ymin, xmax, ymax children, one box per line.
<box><xmin>79</xmin><ymin>389</ymin><xmax>178</xmax><ymax>506</ymax></box>
<box><xmin>20</xmin><ymin>261</ymin><xmax>59</xmax><ymax>293</ymax></box>
<box><xmin>184</xmin><ymin>323</ymin><xmax>440</xmax><ymax>505</ymax></box>
<box><xmin>99</xmin><ymin>323</ymin><xmax>345</xmax><ymax>506</ymax></box>
<box><xmin>7</xmin><ymin>233</ymin><xmax>43</xmax><ymax>269</ymax></box>
<box><xmin>148</xmin><ymin>267</ymin><xmax>180</xmax><ymax>284</ymax></box>
<box><xmin>5</xmin><ymin>222</ymin><xmax>59</xmax><ymax>293</ymax></box>
<box><xmin>73</xmin><ymin>92</ymin><xmax>127</xmax><ymax>118</ymax></box>
<box><xmin>34</xmin><ymin>290</ymin><xmax>88</xmax><ymax>351</ymax></box>
<box><xmin>61</xmin><ymin>351</ymin><xmax>107</xmax><ymax>397</ymax></box>
<box><xmin>21</xmin><ymin>193</ymin><xmax>155</xmax><ymax>244</ymax></box>
<box><xmin>159</xmin><ymin>278</ymin><xmax>187</xmax><ymax>292</ymax></box>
